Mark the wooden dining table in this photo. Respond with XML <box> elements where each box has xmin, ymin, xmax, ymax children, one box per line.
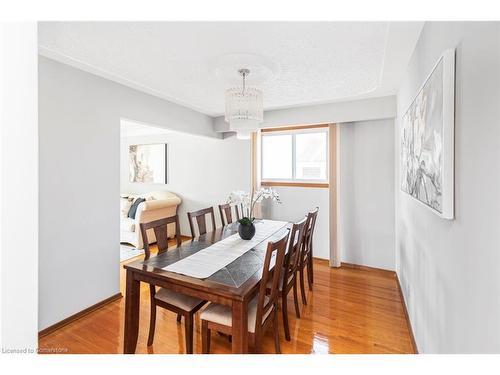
<box><xmin>123</xmin><ymin>220</ymin><xmax>289</xmax><ymax>354</ymax></box>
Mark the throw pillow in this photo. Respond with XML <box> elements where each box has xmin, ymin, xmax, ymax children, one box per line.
<box><xmin>120</xmin><ymin>197</ymin><xmax>133</xmax><ymax>218</ymax></box>
<box><xmin>127</xmin><ymin>198</ymin><xmax>146</xmax><ymax>219</ymax></box>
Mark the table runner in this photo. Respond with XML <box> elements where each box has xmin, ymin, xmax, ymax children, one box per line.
<box><xmin>163</xmin><ymin>220</ymin><xmax>288</xmax><ymax>279</ymax></box>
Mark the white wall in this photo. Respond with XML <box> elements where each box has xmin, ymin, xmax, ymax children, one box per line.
<box><xmin>250</xmin><ymin>98</ymin><xmax>397</xmax><ymax>263</ymax></box>
<box><xmin>121</xmin><ymin>129</ymin><xmax>250</xmax><ymax>235</ymax></box>
<box><xmin>38</xmin><ymin>56</ymin><xmax>218</xmax><ymax>330</ymax></box>
<box><xmin>250</xmin><ymin>96</ymin><xmax>396</xmax><ymax>262</ymax></box>
<box><xmin>396</xmin><ymin>22</ymin><xmax>500</xmax><ymax>353</ymax></box>
<box><xmin>340</xmin><ymin>119</ymin><xmax>395</xmax><ymax>270</ymax></box>
<box><xmin>0</xmin><ymin>22</ymin><xmax>38</xmax><ymax>351</ymax></box>
<box><xmin>262</xmin><ymin>187</ymin><xmax>329</xmax><ymax>260</ymax></box>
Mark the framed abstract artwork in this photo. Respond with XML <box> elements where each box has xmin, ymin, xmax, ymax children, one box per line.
<box><xmin>129</xmin><ymin>143</ymin><xmax>168</xmax><ymax>184</ymax></box>
<box><xmin>400</xmin><ymin>49</ymin><xmax>455</xmax><ymax>219</ymax></box>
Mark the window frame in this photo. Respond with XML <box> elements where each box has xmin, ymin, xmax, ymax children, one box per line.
<box><xmin>259</xmin><ymin>124</ymin><xmax>330</xmax><ymax>188</ymax></box>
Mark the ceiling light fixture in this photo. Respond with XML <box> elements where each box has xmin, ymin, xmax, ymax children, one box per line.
<box><xmin>225</xmin><ymin>69</ymin><xmax>263</xmax><ymax>140</ymax></box>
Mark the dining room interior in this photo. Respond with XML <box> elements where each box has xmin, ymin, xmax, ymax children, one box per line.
<box><xmin>1</xmin><ymin>11</ymin><xmax>500</xmax><ymax>363</ymax></box>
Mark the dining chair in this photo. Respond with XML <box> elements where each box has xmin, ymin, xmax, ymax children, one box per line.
<box><xmin>268</xmin><ymin>217</ymin><xmax>307</xmax><ymax>341</ymax></box>
<box><xmin>187</xmin><ymin>207</ymin><xmax>217</xmax><ymax>238</ymax></box>
<box><xmin>218</xmin><ymin>203</ymin><xmax>240</xmax><ymax>226</ymax></box>
<box><xmin>200</xmin><ymin>229</ymin><xmax>289</xmax><ymax>354</ymax></box>
<box><xmin>140</xmin><ymin>216</ymin><xmax>206</xmax><ymax>353</ymax></box>
<box><xmin>298</xmin><ymin>207</ymin><xmax>319</xmax><ymax>305</ymax></box>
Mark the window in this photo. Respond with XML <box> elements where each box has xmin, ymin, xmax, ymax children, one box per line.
<box><xmin>260</xmin><ymin>125</ymin><xmax>329</xmax><ymax>186</ymax></box>
<box><xmin>262</xmin><ymin>134</ymin><xmax>292</xmax><ymax>180</ymax></box>
<box><xmin>295</xmin><ymin>132</ymin><xmax>327</xmax><ymax>180</ymax></box>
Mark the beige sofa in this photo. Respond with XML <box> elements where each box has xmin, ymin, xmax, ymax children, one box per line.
<box><xmin>120</xmin><ymin>191</ymin><xmax>181</xmax><ymax>249</ymax></box>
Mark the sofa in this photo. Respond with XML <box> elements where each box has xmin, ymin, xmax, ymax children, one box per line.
<box><xmin>120</xmin><ymin>191</ymin><xmax>182</xmax><ymax>249</ymax></box>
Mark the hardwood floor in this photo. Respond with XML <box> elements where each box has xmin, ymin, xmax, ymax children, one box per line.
<box><xmin>38</xmin><ymin>245</ymin><xmax>415</xmax><ymax>354</ymax></box>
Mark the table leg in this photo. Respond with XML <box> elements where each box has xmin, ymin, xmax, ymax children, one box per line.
<box><xmin>231</xmin><ymin>300</ymin><xmax>248</xmax><ymax>354</ymax></box>
<box><xmin>123</xmin><ymin>269</ymin><xmax>140</xmax><ymax>354</ymax></box>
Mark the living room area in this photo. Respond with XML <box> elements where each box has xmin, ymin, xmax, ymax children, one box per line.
<box><xmin>119</xmin><ymin>119</ymin><xmax>250</xmax><ymax>262</ymax></box>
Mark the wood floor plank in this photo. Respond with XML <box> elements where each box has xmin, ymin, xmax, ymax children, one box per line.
<box><xmin>38</xmin><ymin>245</ymin><xmax>415</xmax><ymax>354</ymax></box>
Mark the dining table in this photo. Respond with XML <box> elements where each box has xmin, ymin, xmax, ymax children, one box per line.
<box><xmin>122</xmin><ymin>219</ymin><xmax>290</xmax><ymax>354</ymax></box>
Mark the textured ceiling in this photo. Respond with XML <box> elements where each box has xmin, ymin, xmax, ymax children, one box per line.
<box><xmin>38</xmin><ymin>22</ymin><xmax>423</xmax><ymax>116</ymax></box>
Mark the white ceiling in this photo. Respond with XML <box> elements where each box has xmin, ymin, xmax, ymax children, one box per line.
<box><xmin>38</xmin><ymin>22</ymin><xmax>423</xmax><ymax>117</ymax></box>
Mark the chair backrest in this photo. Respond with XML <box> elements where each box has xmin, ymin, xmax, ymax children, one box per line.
<box><xmin>187</xmin><ymin>207</ymin><xmax>216</xmax><ymax>238</ymax></box>
<box><xmin>254</xmin><ymin>229</ymin><xmax>289</xmax><ymax>335</ymax></box>
<box><xmin>301</xmin><ymin>207</ymin><xmax>319</xmax><ymax>264</ymax></box>
<box><xmin>218</xmin><ymin>203</ymin><xmax>237</xmax><ymax>226</ymax></box>
<box><xmin>140</xmin><ymin>215</ymin><xmax>181</xmax><ymax>260</ymax></box>
<box><xmin>282</xmin><ymin>217</ymin><xmax>308</xmax><ymax>289</ymax></box>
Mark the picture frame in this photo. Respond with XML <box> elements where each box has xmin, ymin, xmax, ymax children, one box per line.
<box><xmin>400</xmin><ymin>49</ymin><xmax>455</xmax><ymax>219</ymax></box>
<box><xmin>129</xmin><ymin>143</ymin><xmax>168</xmax><ymax>184</ymax></box>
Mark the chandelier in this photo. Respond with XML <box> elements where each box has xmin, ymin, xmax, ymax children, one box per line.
<box><xmin>225</xmin><ymin>69</ymin><xmax>263</xmax><ymax>140</ymax></box>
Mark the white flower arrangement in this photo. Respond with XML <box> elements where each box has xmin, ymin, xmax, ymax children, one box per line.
<box><xmin>227</xmin><ymin>187</ymin><xmax>281</xmax><ymax>225</ymax></box>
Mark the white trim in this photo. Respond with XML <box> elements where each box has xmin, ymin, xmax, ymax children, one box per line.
<box><xmin>329</xmin><ymin>124</ymin><xmax>341</xmax><ymax>268</ymax></box>
<box><xmin>441</xmin><ymin>49</ymin><xmax>455</xmax><ymax>220</ymax></box>
<box><xmin>335</xmin><ymin>124</ymin><xmax>342</xmax><ymax>267</ymax></box>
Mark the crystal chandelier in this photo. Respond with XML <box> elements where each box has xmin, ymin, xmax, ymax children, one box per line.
<box><xmin>225</xmin><ymin>69</ymin><xmax>263</xmax><ymax>140</ymax></box>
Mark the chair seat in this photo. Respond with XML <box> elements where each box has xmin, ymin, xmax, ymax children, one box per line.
<box><xmin>154</xmin><ymin>288</ymin><xmax>204</xmax><ymax>312</ymax></box>
<box><xmin>200</xmin><ymin>295</ymin><xmax>271</xmax><ymax>333</ymax></box>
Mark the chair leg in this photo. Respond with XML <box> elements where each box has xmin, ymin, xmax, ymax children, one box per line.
<box><xmin>299</xmin><ymin>267</ymin><xmax>307</xmax><ymax>305</ymax></box>
<box><xmin>273</xmin><ymin>307</ymin><xmax>281</xmax><ymax>354</ymax></box>
<box><xmin>201</xmin><ymin>320</ymin><xmax>211</xmax><ymax>354</ymax></box>
<box><xmin>293</xmin><ymin>279</ymin><xmax>301</xmax><ymax>318</ymax></box>
<box><xmin>281</xmin><ymin>292</ymin><xmax>291</xmax><ymax>341</ymax></box>
<box><xmin>177</xmin><ymin>313</ymin><xmax>182</xmax><ymax>323</ymax></box>
<box><xmin>184</xmin><ymin>314</ymin><xmax>194</xmax><ymax>354</ymax></box>
<box><xmin>147</xmin><ymin>301</ymin><xmax>157</xmax><ymax>346</ymax></box>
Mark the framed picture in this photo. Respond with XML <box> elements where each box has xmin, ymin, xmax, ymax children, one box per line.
<box><xmin>129</xmin><ymin>143</ymin><xmax>168</xmax><ymax>184</ymax></box>
<box><xmin>400</xmin><ymin>49</ymin><xmax>455</xmax><ymax>219</ymax></box>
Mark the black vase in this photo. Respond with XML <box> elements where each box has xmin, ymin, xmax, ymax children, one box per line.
<box><xmin>238</xmin><ymin>222</ymin><xmax>256</xmax><ymax>240</ymax></box>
